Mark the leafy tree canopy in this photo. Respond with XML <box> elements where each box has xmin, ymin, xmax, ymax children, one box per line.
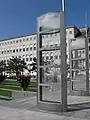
<box><xmin>7</xmin><ymin>57</ymin><xmax>27</xmax><ymax>78</ymax></box>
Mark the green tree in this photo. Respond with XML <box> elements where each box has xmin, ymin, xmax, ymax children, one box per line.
<box><xmin>28</xmin><ymin>57</ymin><xmax>37</xmax><ymax>72</ymax></box>
<box><xmin>0</xmin><ymin>60</ymin><xmax>6</xmax><ymax>75</ymax></box>
<box><xmin>7</xmin><ymin>57</ymin><xmax>31</xmax><ymax>91</ymax></box>
<box><xmin>17</xmin><ymin>75</ymin><xmax>31</xmax><ymax>91</ymax></box>
<box><xmin>7</xmin><ymin>57</ymin><xmax>27</xmax><ymax>79</ymax></box>
<box><xmin>0</xmin><ymin>60</ymin><xmax>6</xmax><ymax>83</ymax></box>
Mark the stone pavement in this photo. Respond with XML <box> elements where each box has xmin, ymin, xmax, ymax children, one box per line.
<box><xmin>0</xmin><ymin>105</ymin><xmax>90</xmax><ymax>120</ymax></box>
<box><xmin>1</xmin><ymin>96</ymin><xmax>90</xmax><ymax>119</ymax></box>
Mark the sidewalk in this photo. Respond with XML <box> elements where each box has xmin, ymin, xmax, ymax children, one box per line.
<box><xmin>0</xmin><ymin>105</ymin><xmax>89</xmax><ymax>120</ymax></box>
<box><xmin>0</xmin><ymin>95</ymin><xmax>90</xmax><ymax>119</ymax></box>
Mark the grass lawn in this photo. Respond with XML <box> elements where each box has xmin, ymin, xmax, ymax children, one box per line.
<box><xmin>0</xmin><ymin>79</ymin><xmax>37</xmax><ymax>92</ymax></box>
<box><xmin>3</xmin><ymin>79</ymin><xmax>37</xmax><ymax>87</ymax></box>
<box><xmin>0</xmin><ymin>89</ymin><xmax>12</xmax><ymax>97</ymax></box>
<box><xmin>0</xmin><ymin>78</ymin><xmax>37</xmax><ymax>98</ymax></box>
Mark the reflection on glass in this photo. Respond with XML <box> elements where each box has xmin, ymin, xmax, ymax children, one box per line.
<box><xmin>71</xmin><ymin>49</ymin><xmax>86</xmax><ymax>91</ymax></box>
<box><xmin>40</xmin><ymin>67</ymin><xmax>61</xmax><ymax>102</ymax></box>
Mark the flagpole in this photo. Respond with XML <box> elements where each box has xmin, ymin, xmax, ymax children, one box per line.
<box><xmin>85</xmin><ymin>12</ymin><xmax>89</xmax><ymax>95</ymax></box>
<box><xmin>61</xmin><ymin>0</ymin><xmax>67</xmax><ymax>112</ymax></box>
<box><xmin>62</xmin><ymin>0</ymin><xmax>65</xmax><ymax>12</ymax></box>
<box><xmin>85</xmin><ymin>12</ymin><xmax>88</xmax><ymax>37</ymax></box>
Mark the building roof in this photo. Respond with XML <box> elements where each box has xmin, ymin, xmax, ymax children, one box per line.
<box><xmin>0</xmin><ymin>26</ymin><xmax>89</xmax><ymax>42</ymax></box>
<box><xmin>0</xmin><ymin>32</ymin><xmax>36</xmax><ymax>42</ymax></box>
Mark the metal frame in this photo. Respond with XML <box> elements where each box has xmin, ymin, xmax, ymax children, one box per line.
<box><xmin>69</xmin><ymin>38</ymin><xmax>89</xmax><ymax>96</ymax></box>
<box><xmin>37</xmin><ymin>12</ymin><xmax>67</xmax><ymax>112</ymax></box>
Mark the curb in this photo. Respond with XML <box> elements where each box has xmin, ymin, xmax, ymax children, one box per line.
<box><xmin>0</xmin><ymin>96</ymin><xmax>12</xmax><ymax>101</ymax></box>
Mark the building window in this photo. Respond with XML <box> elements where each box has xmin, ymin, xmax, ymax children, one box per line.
<box><xmin>16</xmin><ymin>49</ymin><xmax>18</xmax><ymax>52</ymax></box>
<box><xmin>82</xmin><ymin>51</ymin><xmax>85</xmax><ymax>54</ymax></box>
<box><xmin>55</xmin><ymin>44</ymin><xmax>58</xmax><ymax>47</ymax></box>
<box><xmin>23</xmin><ymin>58</ymin><xmax>25</xmax><ymax>61</ymax></box>
<box><xmin>23</xmin><ymin>39</ymin><xmax>25</xmax><ymax>42</ymax></box>
<box><xmin>80</xmin><ymin>60</ymin><xmax>82</xmax><ymax>63</ymax></box>
<box><xmin>55</xmin><ymin>55</ymin><xmax>58</xmax><ymax>59</ymax></box>
<box><xmin>88</xmin><ymin>46</ymin><xmax>90</xmax><ymax>51</ymax></box>
<box><xmin>33</xmin><ymin>44</ymin><xmax>36</xmax><ymax>50</ymax></box>
<box><xmin>2</xmin><ymin>51</ymin><xmax>3</xmax><ymax>54</ymax></box>
<box><xmin>7</xmin><ymin>50</ymin><xmax>9</xmax><ymax>53</ymax></box>
<box><xmin>10</xmin><ymin>50</ymin><xmax>12</xmax><ymax>53</ymax></box>
<box><xmin>26</xmin><ymin>58</ymin><xmax>28</xmax><ymax>61</ymax></box>
<box><xmin>30</xmin><ymin>57</ymin><xmax>32</xmax><ymax>61</ymax></box>
<box><xmin>50</xmin><ymin>56</ymin><xmax>53</xmax><ymax>60</ymax></box>
<box><xmin>19</xmin><ymin>49</ymin><xmax>22</xmax><ymax>52</ymax></box>
<box><xmin>89</xmin><ymin>38</ymin><xmax>90</xmax><ymax>43</ymax></box>
<box><xmin>20</xmin><ymin>39</ymin><xmax>22</xmax><ymax>42</ymax></box>
<box><xmin>69</xmin><ymin>31</ymin><xmax>72</xmax><ymax>34</ymax></box>
<box><xmin>50</xmin><ymin>44</ymin><xmax>53</xmax><ymax>47</ymax></box>
<box><xmin>23</xmin><ymin>48</ymin><xmax>25</xmax><ymax>52</ymax></box>
<box><xmin>55</xmin><ymin>33</ymin><xmax>57</xmax><ymax>36</ymax></box>
<box><xmin>26</xmin><ymin>48</ymin><xmax>28</xmax><ymax>51</ymax></box>
<box><xmin>4</xmin><ymin>51</ymin><xmax>6</xmax><ymax>54</ymax></box>
<box><xmin>27</xmin><ymin>38</ymin><xmax>29</xmax><ymax>41</ymax></box>
<box><xmin>10</xmin><ymin>41</ymin><xmax>12</xmax><ymax>44</ymax></box>
<box><xmin>5</xmin><ymin>42</ymin><xmax>6</xmax><ymax>45</ymax></box>
<box><xmin>16</xmin><ymin>40</ymin><xmax>18</xmax><ymax>43</ymax></box>
<box><xmin>42</xmin><ymin>57</ymin><xmax>44</xmax><ymax>60</ymax></box>
<box><xmin>13</xmin><ymin>50</ymin><xmax>15</xmax><ymax>53</ymax></box>
<box><xmin>34</xmin><ymin>47</ymin><xmax>36</xmax><ymax>50</ymax></box>
<box><xmin>30</xmin><ymin>47</ymin><xmax>32</xmax><ymax>50</ymax></box>
<box><xmin>46</xmin><ymin>45</ymin><xmax>49</xmax><ymax>48</ymax></box>
<box><xmin>34</xmin><ymin>37</ymin><xmax>36</xmax><ymax>40</ymax></box>
<box><xmin>30</xmin><ymin>37</ymin><xmax>32</xmax><ymax>40</ymax></box>
<box><xmin>46</xmin><ymin>56</ymin><xmax>49</xmax><ymax>60</ymax></box>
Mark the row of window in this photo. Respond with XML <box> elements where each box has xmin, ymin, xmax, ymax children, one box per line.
<box><xmin>0</xmin><ymin>30</ymin><xmax>73</xmax><ymax>46</ymax></box>
<box><xmin>0</xmin><ymin>54</ymin><xmax>61</xmax><ymax>63</ymax></box>
<box><xmin>0</xmin><ymin>36</ymin><xmax>36</xmax><ymax>46</ymax></box>
<box><xmin>1</xmin><ymin>46</ymin><xmax>36</xmax><ymax>54</ymax></box>
<box><xmin>42</xmin><ymin>43</ymin><xmax>60</xmax><ymax>48</ymax></box>
<box><xmin>1</xmin><ymin>42</ymin><xmax>61</xmax><ymax>54</ymax></box>
<box><xmin>43</xmin><ymin>55</ymin><xmax>61</xmax><ymax>60</ymax></box>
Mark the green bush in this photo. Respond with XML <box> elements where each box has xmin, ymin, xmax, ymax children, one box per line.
<box><xmin>7</xmin><ymin>75</ymin><xmax>17</xmax><ymax>79</ymax></box>
<box><xmin>0</xmin><ymin>75</ymin><xmax>6</xmax><ymax>83</ymax></box>
<box><xmin>17</xmin><ymin>75</ymin><xmax>31</xmax><ymax>91</ymax></box>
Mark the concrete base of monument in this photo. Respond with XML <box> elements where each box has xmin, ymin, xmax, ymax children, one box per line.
<box><xmin>36</xmin><ymin>101</ymin><xmax>67</xmax><ymax>112</ymax></box>
<box><xmin>69</xmin><ymin>90</ymin><xmax>90</xmax><ymax>96</ymax></box>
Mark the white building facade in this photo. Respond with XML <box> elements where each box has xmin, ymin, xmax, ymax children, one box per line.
<box><xmin>0</xmin><ymin>26</ymin><xmax>88</xmax><ymax>75</ymax></box>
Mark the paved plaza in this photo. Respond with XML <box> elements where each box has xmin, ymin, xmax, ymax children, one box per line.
<box><xmin>0</xmin><ymin>75</ymin><xmax>90</xmax><ymax>120</ymax></box>
<box><xmin>0</xmin><ymin>94</ymin><xmax>90</xmax><ymax>119</ymax></box>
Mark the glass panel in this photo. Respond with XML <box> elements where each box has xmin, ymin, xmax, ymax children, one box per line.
<box><xmin>70</xmin><ymin>47</ymin><xmax>86</xmax><ymax>91</ymax></box>
<box><xmin>40</xmin><ymin>67</ymin><xmax>61</xmax><ymax>102</ymax></box>
<box><xmin>72</xmin><ymin>70</ymin><xmax>86</xmax><ymax>91</ymax></box>
<box><xmin>42</xmin><ymin>50</ymin><xmax>61</xmax><ymax>66</ymax></box>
